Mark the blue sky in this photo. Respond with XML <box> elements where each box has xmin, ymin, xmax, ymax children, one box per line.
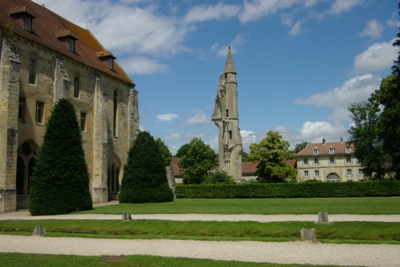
<box><xmin>34</xmin><ymin>0</ymin><xmax>399</xmax><ymax>154</ymax></box>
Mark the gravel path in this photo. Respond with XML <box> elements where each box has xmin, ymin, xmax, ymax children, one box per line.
<box><xmin>0</xmin><ymin>235</ymin><xmax>399</xmax><ymax>267</ymax></box>
<box><xmin>1</xmin><ymin>207</ymin><xmax>400</xmax><ymax>266</ymax></box>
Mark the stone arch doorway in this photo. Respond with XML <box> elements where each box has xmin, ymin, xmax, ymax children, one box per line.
<box><xmin>16</xmin><ymin>140</ymin><xmax>38</xmax><ymax>209</ymax></box>
<box><xmin>108</xmin><ymin>154</ymin><xmax>121</xmax><ymax>200</ymax></box>
<box><xmin>326</xmin><ymin>172</ymin><xmax>340</xmax><ymax>182</ymax></box>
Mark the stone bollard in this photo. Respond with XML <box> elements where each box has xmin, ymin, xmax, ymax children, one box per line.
<box><xmin>301</xmin><ymin>228</ymin><xmax>316</xmax><ymax>242</ymax></box>
<box><xmin>316</xmin><ymin>212</ymin><xmax>332</xmax><ymax>224</ymax></box>
<box><xmin>32</xmin><ymin>225</ymin><xmax>46</xmax><ymax>236</ymax></box>
<box><xmin>122</xmin><ymin>212</ymin><xmax>131</xmax><ymax>221</ymax></box>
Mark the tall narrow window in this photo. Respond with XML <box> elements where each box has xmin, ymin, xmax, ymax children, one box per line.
<box><xmin>29</xmin><ymin>58</ymin><xmax>36</xmax><ymax>84</ymax></box>
<box><xmin>68</xmin><ymin>37</ymin><xmax>75</xmax><ymax>52</ymax></box>
<box><xmin>329</xmin><ymin>156</ymin><xmax>335</xmax><ymax>165</ymax></box>
<box><xmin>303</xmin><ymin>158</ymin><xmax>308</xmax><ymax>166</ymax></box>
<box><xmin>18</xmin><ymin>98</ymin><xmax>26</xmax><ymax>122</ymax></box>
<box><xmin>229</xmin><ymin>130</ymin><xmax>232</xmax><ymax>139</ymax></box>
<box><xmin>113</xmin><ymin>90</ymin><xmax>118</xmax><ymax>136</ymax></box>
<box><xmin>23</xmin><ymin>15</ymin><xmax>32</xmax><ymax>32</ymax></box>
<box><xmin>35</xmin><ymin>101</ymin><xmax>44</xmax><ymax>123</ymax></box>
<box><xmin>346</xmin><ymin>156</ymin><xmax>351</xmax><ymax>164</ymax></box>
<box><xmin>314</xmin><ymin>157</ymin><xmax>319</xmax><ymax>166</ymax></box>
<box><xmin>304</xmin><ymin>170</ymin><xmax>309</xmax><ymax>177</ymax></box>
<box><xmin>226</xmin><ymin>109</ymin><xmax>229</xmax><ymax>117</ymax></box>
<box><xmin>80</xmin><ymin>112</ymin><xmax>87</xmax><ymax>131</ymax></box>
<box><xmin>108</xmin><ymin>58</ymin><xmax>114</xmax><ymax>70</ymax></box>
<box><xmin>74</xmin><ymin>77</ymin><xmax>79</xmax><ymax>98</ymax></box>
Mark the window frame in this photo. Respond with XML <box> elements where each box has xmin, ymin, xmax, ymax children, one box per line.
<box><xmin>346</xmin><ymin>169</ymin><xmax>352</xmax><ymax>176</ymax></box>
<box><xmin>314</xmin><ymin>170</ymin><xmax>320</xmax><ymax>177</ymax></box>
<box><xmin>329</xmin><ymin>156</ymin><xmax>335</xmax><ymax>165</ymax></box>
<box><xmin>74</xmin><ymin>77</ymin><xmax>80</xmax><ymax>98</ymax></box>
<box><xmin>35</xmin><ymin>101</ymin><xmax>44</xmax><ymax>124</ymax></box>
<box><xmin>304</xmin><ymin>170</ymin><xmax>309</xmax><ymax>177</ymax></box>
<box><xmin>18</xmin><ymin>97</ymin><xmax>26</xmax><ymax>122</ymax></box>
<box><xmin>345</xmin><ymin>156</ymin><xmax>352</xmax><ymax>164</ymax></box>
<box><xmin>313</xmin><ymin>157</ymin><xmax>319</xmax><ymax>166</ymax></box>
<box><xmin>23</xmin><ymin>14</ymin><xmax>32</xmax><ymax>32</ymax></box>
<box><xmin>80</xmin><ymin>112</ymin><xmax>87</xmax><ymax>132</ymax></box>
<box><xmin>303</xmin><ymin>158</ymin><xmax>308</xmax><ymax>166</ymax></box>
<box><xmin>29</xmin><ymin>58</ymin><xmax>36</xmax><ymax>84</ymax></box>
<box><xmin>329</xmin><ymin>147</ymin><xmax>335</xmax><ymax>154</ymax></box>
<box><xmin>313</xmin><ymin>148</ymin><xmax>319</xmax><ymax>155</ymax></box>
<box><xmin>68</xmin><ymin>37</ymin><xmax>76</xmax><ymax>52</ymax></box>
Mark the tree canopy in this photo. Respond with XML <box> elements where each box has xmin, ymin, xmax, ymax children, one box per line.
<box><xmin>348</xmin><ymin>3</ymin><xmax>400</xmax><ymax>180</ymax></box>
<box><xmin>119</xmin><ymin>131</ymin><xmax>174</xmax><ymax>203</ymax></box>
<box><xmin>249</xmin><ymin>130</ymin><xmax>296</xmax><ymax>183</ymax></box>
<box><xmin>347</xmin><ymin>93</ymin><xmax>386</xmax><ymax>179</ymax></box>
<box><xmin>175</xmin><ymin>143</ymin><xmax>190</xmax><ymax>157</ymax></box>
<box><xmin>155</xmin><ymin>137</ymin><xmax>172</xmax><ymax>166</ymax></box>
<box><xmin>178</xmin><ymin>137</ymin><xmax>216</xmax><ymax>184</ymax></box>
<box><xmin>29</xmin><ymin>99</ymin><xmax>92</xmax><ymax>215</ymax></box>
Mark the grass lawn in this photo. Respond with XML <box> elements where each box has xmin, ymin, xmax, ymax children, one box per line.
<box><xmin>0</xmin><ymin>253</ymin><xmax>350</xmax><ymax>267</ymax></box>
<box><xmin>1</xmin><ymin>220</ymin><xmax>399</xmax><ymax>244</ymax></box>
<box><xmin>77</xmin><ymin>197</ymin><xmax>400</xmax><ymax>215</ymax></box>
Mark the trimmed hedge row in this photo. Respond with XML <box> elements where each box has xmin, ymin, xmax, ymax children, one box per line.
<box><xmin>175</xmin><ymin>181</ymin><xmax>400</xmax><ymax>198</ymax></box>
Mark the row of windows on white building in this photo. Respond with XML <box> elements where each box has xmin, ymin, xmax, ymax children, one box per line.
<box><xmin>302</xmin><ymin>169</ymin><xmax>364</xmax><ymax>178</ymax></box>
<box><xmin>302</xmin><ymin>156</ymin><xmax>357</xmax><ymax>166</ymax></box>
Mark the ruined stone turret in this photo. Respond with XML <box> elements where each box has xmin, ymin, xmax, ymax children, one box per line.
<box><xmin>211</xmin><ymin>47</ymin><xmax>243</xmax><ymax>181</ymax></box>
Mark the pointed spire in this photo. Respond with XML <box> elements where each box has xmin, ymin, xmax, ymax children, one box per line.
<box><xmin>224</xmin><ymin>46</ymin><xmax>236</xmax><ymax>74</ymax></box>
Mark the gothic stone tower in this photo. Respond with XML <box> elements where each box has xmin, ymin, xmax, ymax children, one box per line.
<box><xmin>211</xmin><ymin>47</ymin><xmax>243</xmax><ymax>181</ymax></box>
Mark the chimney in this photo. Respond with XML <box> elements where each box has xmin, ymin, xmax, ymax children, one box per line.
<box><xmin>322</xmin><ymin>138</ymin><xmax>325</xmax><ymax>145</ymax></box>
<box><xmin>340</xmin><ymin>136</ymin><xmax>343</xmax><ymax>142</ymax></box>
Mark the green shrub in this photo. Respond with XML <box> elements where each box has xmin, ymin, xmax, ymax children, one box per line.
<box><xmin>119</xmin><ymin>131</ymin><xmax>174</xmax><ymax>203</ymax></box>
<box><xmin>29</xmin><ymin>99</ymin><xmax>92</xmax><ymax>215</ymax></box>
<box><xmin>203</xmin><ymin>171</ymin><xmax>234</xmax><ymax>184</ymax></box>
<box><xmin>176</xmin><ymin>181</ymin><xmax>400</xmax><ymax>198</ymax></box>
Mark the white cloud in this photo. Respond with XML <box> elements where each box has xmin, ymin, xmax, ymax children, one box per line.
<box><xmin>353</xmin><ymin>39</ymin><xmax>399</xmax><ymax>74</ymax></box>
<box><xmin>214</xmin><ymin>33</ymin><xmax>247</xmax><ymax>57</ymax></box>
<box><xmin>329</xmin><ymin>0</ymin><xmax>362</xmax><ymax>14</ymax></box>
<box><xmin>288</xmin><ymin>21</ymin><xmax>304</xmax><ymax>37</ymax></box>
<box><xmin>34</xmin><ymin>0</ymin><xmax>194</xmax><ymax>58</ymax></box>
<box><xmin>387</xmin><ymin>13</ymin><xmax>400</xmax><ymax>28</ymax></box>
<box><xmin>155</xmin><ymin>113</ymin><xmax>178</xmax><ymax>122</ymax></box>
<box><xmin>277</xmin><ymin>122</ymin><xmax>347</xmax><ymax>148</ymax></box>
<box><xmin>296</xmin><ymin>74</ymin><xmax>382</xmax><ymax>122</ymax></box>
<box><xmin>241</xmin><ymin>130</ymin><xmax>258</xmax><ymax>152</ymax></box>
<box><xmin>184</xmin><ymin>2</ymin><xmax>240</xmax><ymax>23</ymax></box>
<box><xmin>118</xmin><ymin>57</ymin><xmax>168</xmax><ymax>75</ymax></box>
<box><xmin>182</xmin><ymin>111</ymin><xmax>210</xmax><ymax>126</ymax></box>
<box><xmin>359</xmin><ymin>19</ymin><xmax>384</xmax><ymax>39</ymax></box>
<box><xmin>239</xmin><ymin>0</ymin><xmax>299</xmax><ymax>23</ymax></box>
<box><xmin>165</xmin><ymin>133</ymin><xmax>181</xmax><ymax>141</ymax></box>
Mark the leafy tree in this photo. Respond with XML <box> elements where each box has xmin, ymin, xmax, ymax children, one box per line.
<box><xmin>178</xmin><ymin>137</ymin><xmax>216</xmax><ymax>184</ymax></box>
<box><xmin>378</xmin><ymin>74</ymin><xmax>400</xmax><ymax>179</ymax></box>
<box><xmin>347</xmin><ymin>94</ymin><xmax>386</xmax><ymax>179</ymax></box>
<box><xmin>119</xmin><ymin>131</ymin><xmax>174</xmax><ymax>203</ymax></box>
<box><xmin>155</xmin><ymin>138</ymin><xmax>172</xmax><ymax>166</ymax></box>
<box><xmin>241</xmin><ymin>151</ymin><xmax>252</xmax><ymax>162</ymax></box>
<box><xmin>249</xmin><ymin>130</ymin><xmax>296</xmax><ymax>183</ymax></box>
<box><xmin>203</xmin><ymin>170</ymin><xmax>234</xmax><ymax>184</ymax></box>
<box><xmin>294</xmin><ymin>141</ymin><xmax>310</xmax><ymax>154</ymax></box>
<box><xmin>29</xmin><ymin>99</ymin><xmax>92</xmax><ymax>215</ymax></box>
<box><xmin>175</xmin><ymin>143</ymin><xmax>190</xmax><ymax>157</ymax></box>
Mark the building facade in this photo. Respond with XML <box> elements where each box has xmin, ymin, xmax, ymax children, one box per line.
<box><xmin>211</xmin><ymin>47</ymin><xmax>243</xmax><ymax>181</ymax></box>
<box><xmin>295</xmin><ymin>138</ymin><xmax>364</xmax><ymax>182</ymax></box>
<box><xmin>0</xmin><ymin>0</ymin><xmax>139</xmax><ymax>212</ymax></box>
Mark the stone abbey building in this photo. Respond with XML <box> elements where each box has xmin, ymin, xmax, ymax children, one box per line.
<box><xmin>0</xmin><ymin>0</ymin><xmax>139</xmax><ymax>212</ymax></box>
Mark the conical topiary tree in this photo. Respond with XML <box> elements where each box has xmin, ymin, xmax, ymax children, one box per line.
<box><xmin>29</xmin><ymin>98</ymin><xmax>92</xmax><ymax>215</ymax></box>
<box><xmin>119</xmin><ymin>131</ymin><xmax>174</xmax><ymax>203</ymax></box>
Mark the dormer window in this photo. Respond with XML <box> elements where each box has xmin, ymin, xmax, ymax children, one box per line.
<box><xmin>9</xmin><ymin>6</ymin><xmax>36</xmax><ymax>33</ymax></box>
<box><xmin>55</xmin><ymin>30</ymin><xmax>78</xmax><ymax>53</ymax></box>
<box><xmin>108</xmin><ymin>57</ymin><xmax>114</xmax><ymax>70</ymax></box>
<box><xmin>345</xmin><ymin>146</ymin><xmax>351</xmax><ymax>153</ymax></box>
<box><xmin>23</xmin><ymin>14</ymin><xmax>32</xmax><ymax>31</ymax></box>
<box><xmin>68</xmin><ymin>37</ymin><xmax>75</xmax><ymax>52</ymax></box>
<box><xmin>96</xmin><ymin>50</ymin><xmax>116</xmax><ymax>70</ymax></box>
<box><xmin>329</xmin><ymin>147</ymin><xmax>335</xmax><ymax>154</ymax></box>
<box><xmin>313</xmin><ymin>148</ymin><xmax>319</xmax><ymax>155</ymax></box>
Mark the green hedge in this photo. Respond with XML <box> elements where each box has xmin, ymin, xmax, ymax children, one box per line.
<box><xmin>176</xmin><ymin>181</ymin><xmax>400</xmax><ymax>198</ymax></box>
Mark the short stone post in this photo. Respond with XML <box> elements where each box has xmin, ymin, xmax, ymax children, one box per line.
<box><xmin>122</xmin><ymin>212</ymin><xmax>131</xmax><ymax>221</ymax></box>
<box><xmin>32</xmin><ymin>225</ymin><xmax>46</xmax><ymax>236</ymax></box>
<box><xmin>317</xmin><ymin>212</ymin><xmax>332</xmax><ymax>224</ymax></box>
<box><xmin>301</xmin><ymin>228</ymin><xmax>316</xmax><ymax>242</ymax></box>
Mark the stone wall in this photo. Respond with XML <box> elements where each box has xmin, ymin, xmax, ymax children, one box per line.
<box><xmin>0</xmin><ymin>32</ymin><xmax>139</xmax><ymax>211</ymax></box>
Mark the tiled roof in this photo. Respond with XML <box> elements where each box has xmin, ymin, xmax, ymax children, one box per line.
<box><xmin>1</xmin><ymin>0</ymin><xmax>133</xmax><ymax>85</ymax></box>
<box><xmin>296</xmin><ymin>140</ymin><xmax>355</xmax><ymax>156</ymax></box>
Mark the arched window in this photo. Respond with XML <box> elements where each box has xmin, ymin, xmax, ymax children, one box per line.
<box><xmin>326</xmin><ymin>173</ymin><xmax>340</xmax><ymax>182</ymax></box>
<box><xmin>16</xmin><ymin>141</ymin><xmax>37</xmax><ymax>195</ymax></box>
